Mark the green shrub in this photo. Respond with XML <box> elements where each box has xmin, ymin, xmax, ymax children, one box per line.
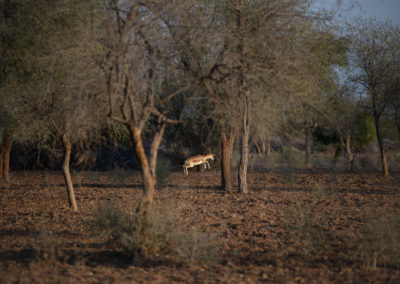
<box><xmin>353</xmin><ymin>114</ymin><xmax>376</xmax><ymax>151</ymax></box>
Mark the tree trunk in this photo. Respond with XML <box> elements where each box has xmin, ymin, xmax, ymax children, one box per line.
<box><xmin>128</xmin><ymin>123</ymin><xmax>155</xmax><ymax>215</ymax></box>
<box><xmin>238</xmin><ymin>94</ymin><xmax>250</xmax><ymax>194</ymax></box>
<box><xmin>61</xmin><ymin>134</ymin><xmax>78</xmax><ymax>212</ymax></box>
<box><xmin>236</xmin><ymin>1</ymin><xmax>250</xmax><ymax>194</ymax></box>
<box><xmin>345</xmin><ymin>126</ymin><xmax>354</xmax><ymax>171</ymax></box>
<box><xmin>373</xmin><ymin>114</ymin><xmax>389</xmax><ymax>177</ymax></box>
<box><xmin>260</xmin><ymin>137</ymin><xmax>266</xmax><ymax>156</ymax></box>
<box><xmin>254</xmin><ymin>140</ymin><xmax>263</xmax><ymax>157</ymax></box>
<box><xmin>0</xmin><ymin>130</ymin><xmax>14</xmax><ymax>183</ymax></box>
<box><xmin>266</xmin><ymin>135</ymin><xmax>271</xmax><ymax>157</ymax></box>
<box><xmin>335</xmin><ymin>135</ymin><xmax>345</xmax><ymax>159</ymax></box>
<box><xmin>149</xmin><ymin>122</ymin><xmax>167</xmax><ymax>176</ymax></box>
<box><xmin>305</xmin><ymin>125</ymin><xmax>312</xmax><ymax>163</ymax></box>
<box><xmin>127</xmin><ymin>122</ymin><xmax>156</xmax><ymax>257</ymax></box>
<box><xmin>221</xmin><ymin>129</ymin><xmax>235</xmax><ymax>191</ymax></box>
<box><xmin>395</xmin><ymin>110</ymin><xmax>400</xmax><ymax>141</ymax></box>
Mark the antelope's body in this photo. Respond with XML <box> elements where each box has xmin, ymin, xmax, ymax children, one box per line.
<box><xmin>183</xmin><ymin>154</ymin><xmax>214</xmax><ymax>175</ymax></box>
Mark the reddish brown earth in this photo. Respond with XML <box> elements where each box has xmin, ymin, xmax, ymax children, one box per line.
<box><xmin>0</xmin><ymin>170</ymin><xmax>399</xmax><ymax>283</ymax></box>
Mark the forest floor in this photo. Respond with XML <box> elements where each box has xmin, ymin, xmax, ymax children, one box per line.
<box><xmin>0</xmin><ymin>169</ymin><xmax>400</xmax><ymax>283</ymax></box>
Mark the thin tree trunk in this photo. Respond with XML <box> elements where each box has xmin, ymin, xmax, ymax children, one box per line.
<box><xmin>61</xmin><ymin>134</ymin><xmax>78</xmax><ymax>212</ymax></box>
<box><xmin>149</xmin><ymin>122</ymin><xmax>167</xmax><ymax>175</ymax></box>
<box><xmin>305</xmin><ymin>125</ymin><xmax>312</xmax><ymax>163</ymax></box>
<box><xmin>238</xmin><ymin>94</ymin><xmax>250</xmax><ymax>194</ymax></box>
<box><xmin>335</xmin><ymin>135</ymin><xmax>345</xmax><ymax>159</ymax></box>
<box><xmin>127</xmin><ymin>122</ymin><xmax>156</xmax><ymax>257</ymax></box>
<box><xmin>373</xmin><ymin>114</ymin><xmax>389</xmax><ymax>176</ymax></box>
<box><xmin>266</xmin><ymin>135</ymin><xmax>271</xmax><ymax>157</ymax></box>
<box><xmin>221</xmin><ymin>129</ymin><xmax>235</xmax><ymax>191</ymax></box>
<box><xmin>0</xmin><ymin>152</ymin><xmax>3</xmax><ymax>182</ymax></box>
<box><xmin>128</xmin><ymin>123</ymin><xmax>155</xmax><ymax>215</ymax></box>
<box><xmin>236</xmin><ymin>0</ymin><xmax>250</xmax><ymax>194</ymax></box>
<box><xmin>345</xmin><ymin>126</ymin><xmax>354</xmax><ymax>171</ymax></box>
<box><xmin>0</xmin><ymin>129</ymin><xmax>14</xmax><ymax>183</ymax></box>
<box><xmin>254</xmin><ymin>140</ymin><xmax>263</xmax><ymax>157</ymax></box>
<box><xmin>260</xmin><ymin>137</ymin><xmax>266</xmax><ymax>156</ymax></box>
<box><xmin>395</xmin><ymin>110</ymin><xmax>400</xmax><ymax>141</ymax></box>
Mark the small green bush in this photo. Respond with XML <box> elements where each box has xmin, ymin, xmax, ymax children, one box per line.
<box><xmin>353</xmin><ymin>114</ymin><xmax>376</xmax><ymax>151</ymax></box>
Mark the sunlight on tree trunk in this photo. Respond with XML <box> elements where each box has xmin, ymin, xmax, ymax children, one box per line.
<box><xmin>62</xmin><ymin>134</ymin><xmax>78</xmax><ymax>212</ymax></box>
<box><xmin>127</xmin><ymin>122</ymin><xmax>157</xmax><ymax>257</ymax></box>
<box><xmin>128</xmin><ymin>123</ymin><xmax>155</xmax><ymax>213</ymax></box>
<box><xmin>376</xmin><ymin>131</ymin><xmax>389</xmax><ymax>177</ymax></box>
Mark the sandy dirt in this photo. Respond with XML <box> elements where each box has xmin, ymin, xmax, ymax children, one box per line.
<box><xmin>0</xmin><ymin>170</ymin><xmax>399</xmax><ymax>283</ymax></box>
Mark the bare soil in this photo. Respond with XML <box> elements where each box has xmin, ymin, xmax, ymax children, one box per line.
<box><xmin>0</xmin><ymin>170</ymin><xmax>400</xmax><ymax>283</ymax></box>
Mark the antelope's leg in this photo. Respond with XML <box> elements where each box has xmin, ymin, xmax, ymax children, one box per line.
<box><xmin>206</xmin><ymin>161</ymin><xmax>210</xmax><ymax>169</ymax></box>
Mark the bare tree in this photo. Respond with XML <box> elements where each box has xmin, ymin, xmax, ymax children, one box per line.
<box><xmin>101</xmin><ymin>1</ymin><xmax>218</xmax><ymax>248</ymax></box>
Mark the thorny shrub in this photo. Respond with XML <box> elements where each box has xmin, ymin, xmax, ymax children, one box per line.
<box><xmin>284</xmin><ymin>198</ymin><xmax>329</xmax><ymax>256</ymax></box>
<box><xmin>350</xmin><ymin>211</ymin><xmax>400</xmax><ymax>270</ymax></box>
<box><xmin>93</xmin><ymin>200</ymin><xmax>219</xmax><ymax>266</ymax></box>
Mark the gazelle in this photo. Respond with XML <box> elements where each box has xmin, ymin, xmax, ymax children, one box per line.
<box><xmin>183</xmin><ymin>154</ymin><xmax>214</xmax><ymax>175</ymax></box>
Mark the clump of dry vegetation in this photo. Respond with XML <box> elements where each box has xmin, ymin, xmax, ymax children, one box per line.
<box><xmin>350</xmin><ymin>210</ymin><xmax>400</xmax><ymax>270</ymax></box>
<box><xmin>35</xmin><ymin>226</ymin><xmax>63</xmax><ymax>264</ymax></box>
<box><xmin>93</xmin><ymin>200</ymin><xmax>219</xmax><ymax>266</ymax></box>
<box><xmin>284</xmin><ymin>198</ymin><xmax>330</xmax><ymax>256</ymax></box>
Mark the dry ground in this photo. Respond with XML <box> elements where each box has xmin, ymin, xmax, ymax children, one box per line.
<box><xmin>0</xmin><ymin>170</ymin><xmax>399</xmax><ymax>283</ymax></box>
